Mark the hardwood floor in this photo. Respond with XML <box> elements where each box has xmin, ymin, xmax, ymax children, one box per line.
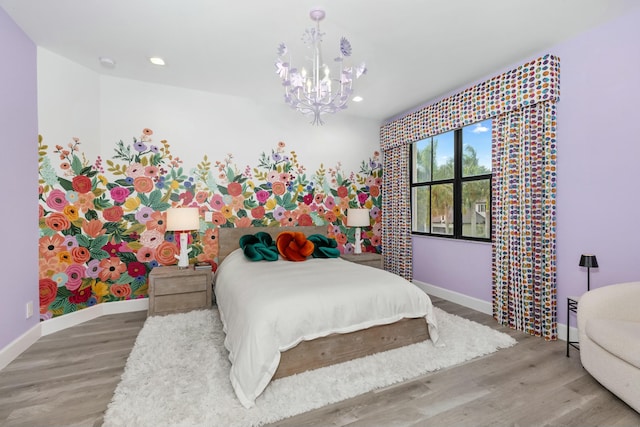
<box><xmin>0</xmin><ymin>297</ymin><xmax>638</xmax><ymax>427</ymax></box>
<box><xmin>0</xmin><ymin>310</ymin><xmax>147</xmax><ymax>427</ymax></box>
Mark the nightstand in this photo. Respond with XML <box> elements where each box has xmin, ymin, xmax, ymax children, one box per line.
<box><xmin>566</xmin><ymin>296</ymin><xmax>580</xmax><ymax>357</ymax></box>
<box><xmin>340</xmin><ymin>252</ymin><xmax>382</xmax><ymax>269</ymax></box>
<box><xmin>148</xmin><ymin>265</ymin><xmax>212</xmax><ymax>316</ymax></box>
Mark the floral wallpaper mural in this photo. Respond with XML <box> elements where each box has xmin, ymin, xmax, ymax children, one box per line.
<box><xmin>38</xmin><ymin>129</ymin><xmax>382</xmax><ymax>319</ymax></box>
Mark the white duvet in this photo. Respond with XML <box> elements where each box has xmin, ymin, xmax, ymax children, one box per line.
<box><xmin>214</xmin><ymin>249</ymin><xmax>439</xmax><ymax>408</ymax></box>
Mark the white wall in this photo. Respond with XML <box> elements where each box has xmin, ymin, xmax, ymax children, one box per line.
<box><xmin>98</xmin><ymin>75</ymin><xmax>380</xmax><ymax>173</ymax></box>
<box><xmin>37</xmin><ymin>48</ymin><xmax>100</xmax><ymax>159</ymax></box>
<box><xmin>37</xmin><ymin>46</ymin><xmax>381</xmax><ymax>178</ymax></box>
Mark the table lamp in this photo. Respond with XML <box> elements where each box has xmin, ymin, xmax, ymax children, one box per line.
<box><xmin>166</xmin><ymin>207</ymin><xmax>200</xmax><ymax>268</ymax></box>
<box><xmin>347</xmin><ymin>208</ymin><xmax>370</xmax><ymax>255</ymax></box>
<box><xmin>579</xmin><ymin>254</ymin><xmax>598</xmax><ymax>291</ymax></box>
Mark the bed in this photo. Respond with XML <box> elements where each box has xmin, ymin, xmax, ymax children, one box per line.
<box><xmin>213</xmin><ymin>225</ymin><xmax>439</xmax><ymax>408</ymax></box>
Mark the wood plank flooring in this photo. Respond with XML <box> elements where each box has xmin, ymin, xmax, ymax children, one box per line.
<box><xmin>0</xmin><ymin>297</ymin><xmax>638</xmax><ymax>427</ymax></box>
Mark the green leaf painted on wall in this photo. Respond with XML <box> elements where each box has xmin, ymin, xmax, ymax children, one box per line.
<box><xmin>58</xmin><ymin>177</ymin><xmax>73</xmax><ymax>191</ymax></box>
<box><xmin>150</xmin><ymin>152</ymin><xmax>163</xmax><ymax>166</ymax></box>
<box><xmin>146</xmin><ymin>189</ymin><xmax>170</xmax><ymax>211</ymax></box>
<box><xmin>103</xmin><ymin>222</ymin><xmax>125</xmax><ymax>241</ymax></box>
<box><xmin>138</xmin><ymin>192</ymin><xmax>168</xmax><ymax>208</ymax></box>
<box><xmin>71</xmin><ymin>155</ymin><xmax>83</xmax><ymax>175</ymax></box>
<box><xmin>110</xmin><ymin>180</ymin><xmax>132</xmax><ymax>188</ymax></box>
<box><xmin>217</xmin><ymin>185</ymin><xmax>229</xmax><ymax>195</ymax></box>
<box><xmin>93</xmin><ymin>195</ymin><xmax>112</xmax><ymax>210</ymax></box>
<box><xmin>118</xmin><ymin>252</ymin><xmax>138</xmax><ymax>264</ymax></box>
<box><xmin>243</xmin><ymin>198</ymin><xmax>258</xmax><ymax>209</ymax></box>
<box><xmin>75</xmin><ymin>234</ymin><xmax>90</xmax><ymax>247</ymax></box>
<box><xmin>90</xmin><ymin>235</ymin><xmax>109</xmax><ymax>249</ymax></box>
<box><xmin>115</xmin><ymin>272</ymin><xmax>134</xmax><ymax>284</ymax></box>
<box><xmin>155</xmin><ymin>201</ymin><xmax>171</xmax><ymax>211</ymax></box>
<box><xmin>275</xmin><ymin>193</ymin><xmax>297</xmax><ymax>210</ymax></box>
<box><xmin>89</xmin><ymin>248</ymin><xmax>110</xmax><ymax>260</ymax></box>
<box><xmin>62</xmin><ymin>223</ymin><xmax>82</xmax><ymax>237</ymax></box>
<box><xmin>124</xmin><ymin>223</ymin><xmax>146</xmax><ymax>236</ymax></box>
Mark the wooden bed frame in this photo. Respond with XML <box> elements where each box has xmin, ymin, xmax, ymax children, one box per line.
<box><xmin>216</xmin><ymin>225</ymin><xmax>429</xmax><ymax>379</ymax></box>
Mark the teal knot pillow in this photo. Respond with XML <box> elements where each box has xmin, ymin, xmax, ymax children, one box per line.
<box><xmin>239</xmin><ymin>232</ymin><xmax>279</xmax><ymax>261</ymax></box>
<box><xmin>308</xmin><ymin>234</ymin><xmax>340</xmax><ymax>258</ymax></box>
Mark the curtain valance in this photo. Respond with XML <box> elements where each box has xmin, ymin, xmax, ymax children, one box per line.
<box><xmin>380</xmin><ymin>54</ymin><xmax>559</xmax><ymax>151</ymax></box>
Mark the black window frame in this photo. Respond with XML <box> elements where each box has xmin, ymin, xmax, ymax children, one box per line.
<box><xmin>410</xmin><ymin>123</ymin><xmax>492</xmax><ymax>243</ymax></box>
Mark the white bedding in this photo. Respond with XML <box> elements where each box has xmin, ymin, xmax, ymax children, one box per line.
<box><xmin>214</xmin><ymin>249</ymin><xmax>439</xmax><ymax>408</ymax></box>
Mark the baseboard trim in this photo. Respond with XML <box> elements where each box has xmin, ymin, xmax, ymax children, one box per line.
<box><xmin>413</xmin><ymin>280</ymin><xmax>493</xmax><ymax>315</ymax></box>
<box><xmin>0</xmin><ymin>323</ymin><xmax>41</xmax><ymax>371</ymax></box>
<box><xmin>413</xmin><ymin>280</ymin><xmax>575</xmax><ymax>342</ymax></box>
<box><xmin>556</xmin><ymin>323</ymin><xmax>578</xmax><ymax>343</ymax></box>
<box><xmin>41</xmin><ymin>298</ymin><xmax>148</xmax><ymax>335</ymax></box>
<box><xmin>0</xmin><ymin>299</ymin><xmax>148</xmax><ymax>371</ymax></box>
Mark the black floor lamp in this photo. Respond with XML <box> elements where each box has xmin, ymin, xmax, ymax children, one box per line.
<box><xmin>579</xmin><ymin>254</ymin><xmax>598</xmax><ymax>291</ymax></box>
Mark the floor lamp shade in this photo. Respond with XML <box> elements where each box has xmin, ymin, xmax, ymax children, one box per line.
<box><xmin>347</xmin><ymin>208</ymin><xmax>370</xmax><ymax>255</ymax></box>
<box><xmin>166</xmin><ymin>208</ymin><xmax>200</xmax><ymax>268</ymax></box>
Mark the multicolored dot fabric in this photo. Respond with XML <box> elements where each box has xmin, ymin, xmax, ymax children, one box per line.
<box><xmin>380</xmin><ymin>54</ymin><xmax>559</xmax><ymax>340</ymax></box>
<box><xmin>381</xmin><ymin>54</ymin><xmax>559</xmax><ymax>149</ymax></box>
<box><xmin>492</xmin><ymin>101</ymin><xmax>558</xmax><ymax>340</ymax></box>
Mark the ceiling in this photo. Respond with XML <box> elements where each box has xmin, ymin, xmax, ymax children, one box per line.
<box><xmin>1</xmin><ymin>0</ymin><xmax>637</xmax><ymax>122</ymax></box>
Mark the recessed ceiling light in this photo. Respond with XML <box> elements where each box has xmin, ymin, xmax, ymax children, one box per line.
<box><xmin>352</xmin><ymin>96</ymin><xmax>363</xmax><ymax>102</ymax></box>
<box><xmin>99</xmin><ymin>56</ymin><xmax>116</xmax><ymax>68</ymax></box>
<box><xmin>149</xmin><ymin>57</ymin><xmax>166</xmax><ymax>66</ymax></box>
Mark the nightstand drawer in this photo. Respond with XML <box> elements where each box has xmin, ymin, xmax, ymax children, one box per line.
<box><xmin>153</xmin><ymin>275</ymin><xmax>208</xmax><ymax>295</ymax></box>
<box><xmin>154</xmin><ymin>291</ymin><xmax>208</xmax><ymax>314</ymax></box>
<box><xmin>148</xmin><ymin>266</ymin><xmax>212</xmax><ymax>316</ymax></box>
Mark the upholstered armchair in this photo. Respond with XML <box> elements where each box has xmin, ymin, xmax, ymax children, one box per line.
<box><xmin>577</xmin><ymin>281</ymin><xmax>640</xmax><ymax>412</ymax></box>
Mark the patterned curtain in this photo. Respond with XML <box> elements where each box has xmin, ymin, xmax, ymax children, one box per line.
<box><xmin>492</xmin><ymin>101</ymin><xmax>558</xmax><ymax>340</ymax></box>
<box><xmin>381</xmin><ymin>144</ymin><xmax>412</xmax><ymax>280</ymax></box>
<box><xmin>380</xmin><ymin>54</ymin><xmax>559</xmax><ymax>337</ymax></box>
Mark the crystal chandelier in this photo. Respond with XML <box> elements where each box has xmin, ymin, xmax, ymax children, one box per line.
<box><xmin>275</xmin><ymin>9</ymin><xmax>367</xmax><ymax>125</ymax></box>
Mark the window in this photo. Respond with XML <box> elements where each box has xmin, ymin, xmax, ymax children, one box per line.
<box><xmin>411</xmin><ymin>119</ymin><xmax>492</xmax><ymax>241</ymax></box>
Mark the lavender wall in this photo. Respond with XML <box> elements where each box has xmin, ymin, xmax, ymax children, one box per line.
<box><xmin>554</xmin><ymin>8</ymin><xmax>640</xmax><ymax>315</ymax></box>
<box><xmin>412</xmin><ymin>6</ymin><xmax>640</xmax><ymax>325</ymax></box>
<box><xmin>413</xmin><ymin>238</ymin><xmax>491</xmax><ymax>302</ymax></box>
<box><xmin>0</xmin><ymin>8</ymin><xmax>39</xmax><ymax>350</ymax></box>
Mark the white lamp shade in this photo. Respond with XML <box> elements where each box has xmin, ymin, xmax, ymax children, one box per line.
<box><xmin>166</xmin><ymin>207</ymin><xmax>200</xmax><ymax>231</ymax></box>
<box><xmin>347</xmin><ymin>208</ymin><xmax>370</xmax><ymax>227</ymax></box>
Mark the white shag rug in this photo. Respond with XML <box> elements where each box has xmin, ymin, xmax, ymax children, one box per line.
<box><xmin>103</xmin><ymin>306</ymin><xmax>516</xmax><ymax>427</ymax></box>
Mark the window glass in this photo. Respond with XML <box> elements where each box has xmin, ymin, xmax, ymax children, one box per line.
<box><xmin>462</xmin><ymin>119</ymin><xmax>492</xmax><ymax>177</ymax></box>
<box><xmin>462</xmin><ymin>179</ymin><xmax>491</xmax><ymax>239</ymax></box>
<box><xmin>411</xmin><ymin>186</ymin><xmax>430</xmax><ymax>233</ymax></box>
<box><xmin>432</xmin><ymin>131</ymin><xmax>454</xmax><ymax>181</ymax></box>
<box><xmin>412</xmin><ymin>138</ymin><xmax>432</xmax><ymax>182</ymax></box>
<box><xmin>431</xmin><ymin>183</ymin><xmax>453</xmax><ymax>235</ymax></box>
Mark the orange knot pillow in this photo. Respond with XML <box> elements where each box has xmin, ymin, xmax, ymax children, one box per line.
<box><xmin>276</xmin><ymin>231</ymin><xmax>315</xmax><ymax>262</ymax></box>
